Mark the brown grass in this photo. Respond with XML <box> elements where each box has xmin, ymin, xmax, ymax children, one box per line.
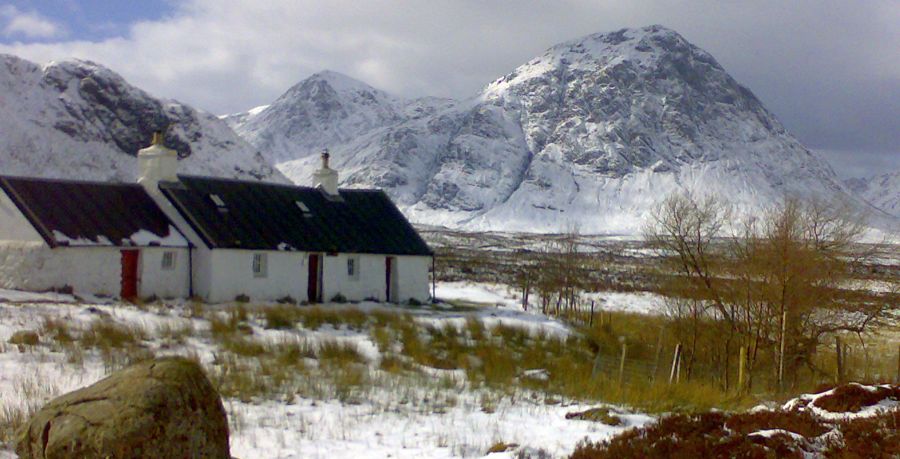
<box><xmin>570</xmin><ymin>383</ymin><xmax>900</xmax><ymax>459</ymax></box>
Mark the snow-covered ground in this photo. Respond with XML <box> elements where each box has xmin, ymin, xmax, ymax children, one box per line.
<box><xmin>0</xmin><ymin>282</ymin><xmax>656</xmax><ymax>458</ymax></box>
<box><xmin>436</xmin><ymin>281</ymin><xmax>668</xmax><ymax>316</ymax></box>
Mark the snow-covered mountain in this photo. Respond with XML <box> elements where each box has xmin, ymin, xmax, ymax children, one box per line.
<box><xmin>227</xmin><ymin>25</ymin><xmax>858</xmax><ymax>233</ymax></box>
<box><xmin>0</xmin><ymin>54</ymin><xmax>283</xmax><ymax>183</ymax></box>
<box><xmin>845</xmin><ymin>171</ymin><xmax>900</xmax><ymax>217</ymax></box>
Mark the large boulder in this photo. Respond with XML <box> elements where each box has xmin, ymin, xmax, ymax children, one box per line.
<box><xmin>16</xmin><ymin>357</ymin><xmax>230</xmax><ymax>459</ymax></box>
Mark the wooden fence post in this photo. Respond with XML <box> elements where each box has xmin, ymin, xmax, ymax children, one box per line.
<box><xmin>835</xmin><ymin>336</ymin><xmax>844</xmax><ymax>383</ymax></box>
<box><xmin>618</xmin><ymin>340</ymin><xmax>628</xmax><ymax>386</ymax></box>
<box><xmin>844</xmin><ymin>344</ymin><xmax>850</xmax><ymax>380</ymax></box>
<box><xmin>669</xmin><ymin>343</ymin><xmax>682</xmax><ymax>384</ymax></box>
<box><xmin>651</xmin><ymin>329</ymin><xmax>664</xmax><ymax>382</ymax></box>
<box><xmin>896</xmin><ymin>344</ymin><xmax>899</xmax><ymax>384</ymax></box>
<box><xmin>589</xmin><ymin>300</ymin><xmax>595</xmax><ymax>327</ymax></box>
<box><xmin>738</xmin><ymin>346</ymin><xmax>746</xmax><ymax>395</ymax></box>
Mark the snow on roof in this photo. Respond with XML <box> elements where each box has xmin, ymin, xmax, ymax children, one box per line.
<box><xmin>0</xmin><ymin>176</ymin><xmax>187</xmax><ymax>248</ymax></box>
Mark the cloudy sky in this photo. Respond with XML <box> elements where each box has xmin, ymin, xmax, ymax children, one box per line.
<box><xmin>0</xmin><ymin>0</ymin><xmax>896</xmax><ymax>177</ymax></box>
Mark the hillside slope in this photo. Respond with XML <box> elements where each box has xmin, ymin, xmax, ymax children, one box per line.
<box><xmin>0</xmin><ymin>54</ymin><xmax>283</xmax><ymax>183</ymax></box>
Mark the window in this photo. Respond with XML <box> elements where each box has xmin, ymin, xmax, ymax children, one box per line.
<box><xmin>347</xmin><ymin>257</ymin><xmax>359</xmax><ymax>280</ymax></box>
<box><xmin>296</xmin><ymin>200</ymin><xmax>312</xmax><ymax>218</ymax></box>
<box><xmin>161</xmin><ymin>251</ymin><xmax>177</xmax><ymax>270</ymax></box>
<box><xmin>210</xmin><ymin>194</ymin><xmax>226</xmax><ymax>207</ymax></box>
<box><xmin>252</xmin><ymin>253</ymin><xmax>268</xmax><ymax>278</ymax></box>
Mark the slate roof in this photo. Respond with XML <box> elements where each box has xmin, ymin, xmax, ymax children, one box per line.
<box><xmin>159</xmin><ymin>175</ymin><xmax>433</xmax><ymax>256</ymax></box>
<box><xmin>0</xmin><ymin>176</ymin><xmax>186</xmax><ymax>248</ymax></box>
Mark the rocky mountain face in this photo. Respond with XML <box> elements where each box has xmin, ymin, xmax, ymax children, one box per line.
<box><xmin>0</xmin><ymin>54</ymin><xmax>282</xmax><ymax>183</ymax></box>
<box><xmin>845</xmin><ymin>171</ymin><xmax>900</xmax><ymax>217</ymax></box>
<box><xmin>227</xmin><ymin>25</ymin><xmax>857</xmax><ymax>233</ymax></box>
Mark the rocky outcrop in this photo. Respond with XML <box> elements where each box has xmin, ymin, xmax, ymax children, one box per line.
<box><xmin>16</xmin><ymin>357</ymin><xmax>230</xmax><ymax>459</ymax></box>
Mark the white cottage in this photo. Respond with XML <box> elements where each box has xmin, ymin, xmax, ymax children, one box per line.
<box><xmin>0</xmin><ymin>175</ymin><xmax>190</xmax><ymax>299</ymax></box>
<box><xmin>0</xmin><ymin>134</ymin><xmax>434</xmax><ymax>304</ymax></box>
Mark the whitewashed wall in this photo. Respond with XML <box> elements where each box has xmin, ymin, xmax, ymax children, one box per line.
<box><xmin>321</xmin><ymin>253</ymin><xmax>389</xmax><ymax>302</ymax></box>
<box><xmin>138</xmin><ymin>247</ymin><xmax>190</xmax><ymax>299</ymax></box>
<box><xmin>0</xmin><ymin>242</ymin><xmax>190</xmax><ymax>299</ymax></box>
<box><xmin>0</xmin><ymin>188</ymin><xmax>43</xmax><ymax>243</ymax></box>
<box><xmin>0</xmin><ymin>243</ymin><xmax>120</xmax><ymax>295</ymax></box>
<box><xmin>202</xmin><ymin>250</ymin><xmax>431</xmax><ymax>304</ymax></box>
<box><xmin>205</xmin><ymin>249</ymin><xmax>309</xmax><ymax>303</ymax></box>
<box><xmin>191</xmin><ymin>246</ymin><xmax>214</xmax><ymax>300</ymax></box>
<box><xmin>394</xmin><ymin>255</ymin><xmax>432</xmax><ymax>303</ymax></box>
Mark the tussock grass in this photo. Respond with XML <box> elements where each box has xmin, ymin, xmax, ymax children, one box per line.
<box><xmin>41</xmin><ymin>316</ymin><xmax>74</xmax><ymax>346</ymax></box>
<box><xmin>0</xmin><ymin>373</ymin><xmax>60</xmax><ymax>445</ymax></box>
<box><xmin>317</xmin><ymin>341</ymin><xmax>366</xmax><ymax>365</ymax></box>
<box><xmin>263</xmin><ymin>305</ymin><xmax>298</xmax><ymax>330</ymax></box>
<box><xmin>221</xmin><ymin>335</ymin><xmax>267</xmax><ymax>358</ymax></box>
<box><xmin>297</xmin><ymin>306</ymin><xmax>368</xmax><ymax>331</ymax></box>
<box><xmin>81</xmin><ymin>320</ymin><xmax>148</xmax><ymax>349</ymax></box>
<box><xmin>156</xmin><ymin>321</ymin><xmax>196</xmax><ymax>345</ymax></box>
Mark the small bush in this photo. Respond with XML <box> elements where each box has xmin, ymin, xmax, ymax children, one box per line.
<box><xmin>330</xmin><ymin>293</ymin><xmax>348</xmax><ymax>303</ymax></box>
<box><xmin>234</xmin><ymin>294</ymin><xmax>250</xmax><ymax>303</ymax></box>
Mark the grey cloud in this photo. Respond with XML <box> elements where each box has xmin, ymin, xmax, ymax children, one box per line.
<box><xmin>0</xmin><ymin>0</ymin><xmax>896</xmax><ymax>173</ymax></box>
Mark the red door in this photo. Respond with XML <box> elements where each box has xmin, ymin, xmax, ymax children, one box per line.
<box><xmin>308</xmin><ymin>254</ymin><xmax>320</xmax><ymax>303</ymax></box>
<box><xmin>385</xmin><ymin>257</ymin><xmax>393</xmax><ymax>302</ymax></box>
<box><xmin>120</xmin><ymin>250</ymin><xmax>139</xmax><ymax>300</ymax></box>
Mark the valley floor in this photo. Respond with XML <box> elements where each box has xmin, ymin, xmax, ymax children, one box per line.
<box><xmin>0</xmin><ymin>284</ymin><xmax>658</xmax><ymax>459</ymax></box>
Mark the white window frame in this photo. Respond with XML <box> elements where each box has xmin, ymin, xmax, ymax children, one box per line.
<box><xmin>210</xmin><ymin>194</ymin><xmax>226</xmax><ymax>207</ymax></box>
<box><xmin>161</xmin><ymin>251</ymin><xmax>177</xmax><ymax>271</ymax></box>
<box><xmin>252</xmin><ymin>253</ymin><xmax>268</xmax><ymax>278</ymax></box>
<box><xmin>347</xmin><ymin>256</ymin><xmax>359</xmax><ymax>280</ymax></box>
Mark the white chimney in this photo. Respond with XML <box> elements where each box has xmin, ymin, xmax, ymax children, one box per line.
<box><xmin>312</xmin><ymin>149</ymin><xmax>339</xmax><ymax>195</ymax></box>
<box><xmin>138</xmin><ymin>131</ymin><xmax>178</xmax><ymax>191</ymax></box>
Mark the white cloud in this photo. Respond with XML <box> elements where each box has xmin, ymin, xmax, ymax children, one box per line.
<box><xmin>0</xmin><ymin>0</ymin><xmax>896</xmax><ymax>162</ymax></box>
<box><xmin>1</xmin><ymin>5</ymin><xmax>64</xmax><ymax>39</ymax></box>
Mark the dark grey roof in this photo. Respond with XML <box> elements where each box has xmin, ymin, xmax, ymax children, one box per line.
<box><xmin>158</xmin><ymin>175</ymin><xmax>432</xmax><ymax>255</ymax></box>
<box><xmin>0</xmin><ymin>175</ymin><xmax>186</xmax><ymax>248</ymax></box>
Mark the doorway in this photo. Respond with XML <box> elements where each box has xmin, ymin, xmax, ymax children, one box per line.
<box><xmin>385</xmin><ymin>256</ymin><xmax>398</xmax><ymax>302</ymax></box>
<box><xmin>120</xmin><ymin>249</ymin><xmax>139</xmax><ymax>300</ymax></box>
<box><xmin>308</xmin><ymin>254</ymin><xmax>322</xmax><ymax>303</ymax></box>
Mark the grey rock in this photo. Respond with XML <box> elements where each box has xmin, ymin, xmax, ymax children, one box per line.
<box><xmin>16</xmin><ymin>357</ymin><xmax>230</xmax><ymax>459</ymax></box>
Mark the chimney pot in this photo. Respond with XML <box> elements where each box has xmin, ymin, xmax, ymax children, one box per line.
<box><xmin>313</xmin><ymin>148</ymin><xmax>339</xmax><ymax>195</ymax></box>
<box><xmin>138</xmin><ymin>129</ymin><xmax>178</xmax><ymax>189</ymax></box>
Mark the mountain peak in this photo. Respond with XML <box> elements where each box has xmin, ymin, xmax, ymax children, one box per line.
<box><xmin>293</xmin><ymin>69</ymin><xmax>388</xmax><ymax>96</ymax></box>
<box><xmin>483</xmin><ymin>25</ymin><xmax>719</xmax><ymax>100</ymax></box>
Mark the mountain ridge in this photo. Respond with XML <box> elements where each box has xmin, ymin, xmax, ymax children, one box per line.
<box><xmin>0</xmin><ymin>54</ymin><xmax>284</xmax><ymax>184</ymax></box>
<box><xmin>228</xmin><ymin>25</ymin><xmax>863</xmax><ymax>233</ymax></box>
